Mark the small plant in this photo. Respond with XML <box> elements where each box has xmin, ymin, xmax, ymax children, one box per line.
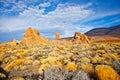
<box><xmin>13</xmin><ymin>77</ymin><xmax>24</xmax><ymax>80</ymax></box>
<box><xmin>95</xmin><ymin>65</ymin><xmax>120</xmax><ymax>80</ymax></box>
<box><xmin>81</xmin><ymin>63</ymin><xmax>94</xmax><ymax>74</ymax></box>
<box><xmin>0</xmin><ymin>52</ymin><xmax>5</xmax><ymax>61</ymax></box>
<box><xmin>113</xmin><ymin>60</ymin><xmax>120</xmax><ymax>74</ymax></box>
<box><xmin>80</xmin><ymin>57</ymin><xmax>90</xmax><ymax>63</ymax></box>
<box><xmin>18</xmin><ymin>50</ymin><xmax>26</xmax><ymax>58</ymax></box>
<box><xmin>72</xmin><ymin>70</ymin><xmax>90</xmax><ymax>80</ymax></box>
<box><xmin>4</xmin><ymin>59</ymin><xmax>25</xmax><ymax>71</ymax></box>
<box><xmin>0</xmin><ymin>73</ymin><xmax>6</xmax><ymax>80</ymax></box>
<box><xmin>64</xmin><ymin>62</ymin><xmax>77</xmax><ymax>71</ymax></box>
<box><xmin>44</xmin><ymin>66</ymin><xmax>63</xmax><ymax>80</ymax></box>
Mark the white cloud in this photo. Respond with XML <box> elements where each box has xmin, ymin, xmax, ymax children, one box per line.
<box><xmin>45</xmin><ymin>4</ymin><xmax>93</xmax><ymax>23</ymax></box>
<box><xmin>0</xmin><ymin>17</ymin><xmax>27</xmax><ymax>32</ymax></box>
<box><xmin>0</xmin><ymin>0</ymin><xmax>16</xmax><ymax>6</ymax></box>
<box><xmin>0</xmin><ymin>2</ymin><xmax>94</xmax><ymax>39</ymax></box>
<box><xmin>0</xmin><ymin>0</ymin><xmax>40</xmax><ymax>13</ymax></box>
<box><xmin>81</xmin><ymin>10</ymin><xmax>120</xmax><ymax>23</ymax></box>
<box><xmin>39</xmin><ymin>2</ymin><xmax>51</xmax><ymax>8</ymax></box>
<box><xmin>0</xmin><ymin>0</ymin><xmax>27</xmax><ymax>13</ymax></box>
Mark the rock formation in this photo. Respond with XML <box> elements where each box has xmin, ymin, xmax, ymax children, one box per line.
<box><xmin>72</xmin><ymin>32</ymin><xmax>89</xmax><ymax>44</ymax></box>
<box><xmin>56</xmin><ymin>32</ymin><xmax>60</xmax><ymax>40</ymax></box>
<box><xmin>21</xmin><ymin>27</ymin><xmax>48</xmax><ymax>45</ymax></box>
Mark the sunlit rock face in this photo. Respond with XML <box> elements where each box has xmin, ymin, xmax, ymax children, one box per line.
<box><xmin>72</xmin><ymin>32</ymin><xmax>89</xmax><ymax>44</ymax></box>
<box><xmin>56</xmin><ymin>32</ymin><xmax>60</xmax><ymax>40</ymax></box>
<box><xmin>22</xmin><ymin>27</ymin><xmax>48</xmax><ymax>45</ymax></box>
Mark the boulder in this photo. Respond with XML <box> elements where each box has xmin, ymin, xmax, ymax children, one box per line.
<box><xmin>72</xmin><ymin>32</ymin><xmax>89</xmax><ymax>44</ymax></box>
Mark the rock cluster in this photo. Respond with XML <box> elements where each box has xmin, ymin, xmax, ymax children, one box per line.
<box><xmin>21</xmin><ymin>27</ymin><xmax>47</xmax><ymax>45</ymax></box>
<box><xmin>72</xmin><ymin>32</ymin><xmax>89</xmax><ymax>44</ymax></box>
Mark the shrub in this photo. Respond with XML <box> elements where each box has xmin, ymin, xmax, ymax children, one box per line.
<box><xmin>109</xmin><ymin>53</ymin><xmax>119</xmax><ymax>60</ymax></box>
<box><xmin>4</xmin><ymin>59</ymin><xmax>25</xmax><ymax>71</ymax></box>
<box><xmin>57</xmin><ymin>45</ymin><xmax>66</xmax><ymax>52</ymax></box>
<box><xmin>18</xmin><ymin>51</ymin><xmax>26</xmax><ymax>58</ymax></box>
<box><xmin>44</xmin><ymin>66</ymin><xmax>63</xmax><ymax>80</ymax></box>
<box><xmin>0</xmin><ymin>73</ymin><xmax>6</xmax><ymax>79</ymax></box>
<box><xmin>80</xmin><ymin>57</ymin><xmax>90</xmax><ymax>63</ymax></box>
<box><xmin>32</xmin><ymin>60</ymin><xmax>40</xmax><ymax>66</ymax></box>
<box><xmin>95</xmin><ymin>65</ymin><xmax>120</xmax><ymax>80</ymax></box>
<box><xmin>92</xmin><ymin>55</ymin><xmax>104</xmax><ymax>64</ymax></box>
<box><xmin>38</xmin><ymin>56</ymin><xmax>62</xmax><ymax>74</ymax></box>
<box><xmin>0</xmin><ymin>52</ymin><xmax>5</xmax><ymax>60</ymax></box>
<box><xmin>38</xmin><ymin>63</ymin><xmax>50</xmax><ymax>74</ymax></box>
<box><xmin>81</xmin><ymin>63</ymin><xmax>94</xmax><ymax>74</ymax></box>
<box><xmin>41</xmin><ymin>56</ymin><xmax>57</xmax><ymax>65</ymax></box>
<box><xmin>72</xmin><ymin>70</ymin><xmax>90</xmax><ymax>80</ymax></box>
<box><xmin>64</xmin><ymin>62</ymin><xmax>77</xmax><ymax>71</ymax></box>
<box><xmin>113</xmin><ymin>60</ymin><xmax>120</xmax><ymax>74</ymax></box>
<box><xmin>13</xmin><ymin>77</ymin><xmax>24</xmax><ymax>80</ymax></box>
<box><xmin>44</xmin><ymin>66</ymin><xmax>90</xmax><ymax>80</ymax></box>
<box><xmin>65</xmin><ymin>53</ymin><xmax>74</xmax><ymax>59</ymax></box>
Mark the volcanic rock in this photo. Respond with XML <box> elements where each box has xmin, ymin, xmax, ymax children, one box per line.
<box><xmin>56</xmin><ymin>32</ymin><xmax>60</xmax><ymax>40</ymax></box>
<box><xmin>72</xmin><ymin>32</ymin><xmax>89</xmax><ymax>44</ymax></box>
<box><xmin>21</xmin><ymin>27</ymin><xmax>48</xmax><ymax>45</ymax></box>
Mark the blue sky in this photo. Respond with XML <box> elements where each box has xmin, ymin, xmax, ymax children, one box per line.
<box><xmin>0</xmin><ymin>0</ymin><xmax>120</xmax><ymax>42</ymax></box>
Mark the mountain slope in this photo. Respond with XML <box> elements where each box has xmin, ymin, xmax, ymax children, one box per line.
<box><xmin>85</xmin><ymin>25</ymin><xmax>120</xmax><ymax>37</ymax></box>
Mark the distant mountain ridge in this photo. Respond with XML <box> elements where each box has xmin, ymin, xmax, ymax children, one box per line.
<box><xmin>85</xmin><ymin>25</ymin><xmax>120</xmax><ymax>37</ymax></box>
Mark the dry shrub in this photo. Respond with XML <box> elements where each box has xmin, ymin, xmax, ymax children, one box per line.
<box><xmin>12</xmin><ymin>77</ymin><xmax>24</xmax><ymax>80</ymax></box>
<box><xmin>38</xmin><ymin>56</ymin><xmax>62</xmax><ymax>74</ymax></box>
<box><xmin>113</xmin><ymin>60</ymin><xmax>120</xmax><ymax>74</ymax></box>
<box><xmin>81</xmin><ymin>63</ymin><xmax>94</xmax><ymax>74</ymax></box>
<box><xmin>57</xmin><ymin>45</ymin><xmax>66</xmax><ymax>52</ymax></box>
<box><xmin>4</xmin><ymin>59</ymin><xmax>25</xmax><ymax>71</ymax></box>
<box><xmin>44</xmin><ymin>66</ymin><xmax>63</xmax><ymax>80</ymax></box>
<box><xmin>44</xmin><ymin>66</ymin><xmax>90</xmax><ymax>80</ymax></box>
<box><xmin>72</xmin><ymin>70</ymin><xmax>90</xmax><ymax>80</ymax></box>
<box><xmin>95</xmin><ymin>65</ymin><xmax>120</xmax><ymax>80</ymax></box>
<box><xmin>0</xmin><ymin>52</ymin><xmax>5</xmax><ymax>60</ymax></box>
<box><xmin>18</xmin><ymin>51</ymin><xmax>26</xmax><ymax>58</ymax></box>
<box><xmin>80</xmin><ymin>57</ymin><xmax>90</xmax><ymax>63</ymax></box>
<box><xmin>0</xmin><ymin>73</ymin><xmax>6</xmax><ymax>79</ymax></box>
<box><xmin>109</xmin><ymin>53</ymin><xmax>119</xmax><ymax>60</ymax></box>
<box><xmin>38</xmin><ymin>63</ymin><xmax>50</xmax><ymax>74</ymax></box>
<box><xmin>64</xmin><ymin>62</ymin><xmax>77</xmax><ymax>71</ymax></box>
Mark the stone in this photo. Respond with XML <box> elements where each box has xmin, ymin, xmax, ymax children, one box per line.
<box><xmin>72</xmin><ymin>32</ymin><xmax>89</xmax><ymax>44</ymax></box>
<box><xmin>56</xmin><ymin>32</ymin><xmax>60</xmax><ymax>40</ymax></box>
<box><xmin>21</xmin><ymin>27</ymin><xmax>48</xmax><ymax>45</ymax></box>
